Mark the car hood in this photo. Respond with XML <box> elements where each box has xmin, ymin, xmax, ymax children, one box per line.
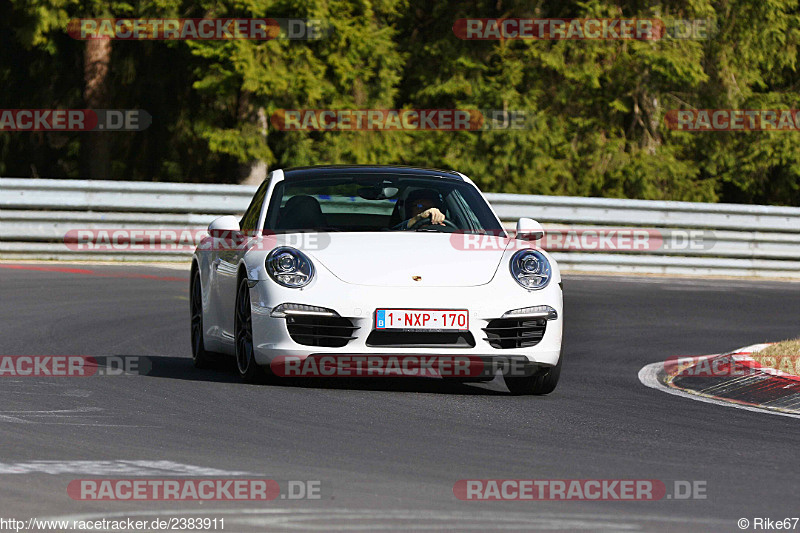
<box><xmin>300</xmin><ymin>232</ymin><xmax>509</xmax><ymax>287</ymax></box>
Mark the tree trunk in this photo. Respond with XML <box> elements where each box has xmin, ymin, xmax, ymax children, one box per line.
<box><xmin>82</xmin><ymin>38</ymin><xmax>111</xmax><ymax>180</ymax></box>
<box><xmin>238</xmin><ymin>106</ymin><xmax>269</xmax><ymax>185</ymax></box>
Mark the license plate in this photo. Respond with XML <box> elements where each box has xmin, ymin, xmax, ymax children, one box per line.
<box><xmin>374</xmin><ymin>309</ymin><xmax>469</xmax><ymax>331</ymax></box>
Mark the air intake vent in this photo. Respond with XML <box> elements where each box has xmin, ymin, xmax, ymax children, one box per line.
<box><xmin>286</xmin><ymin>316</ymin><xmax>358</xmax><ymax>348</ymax></box>
<box><xmin>366</xmin><ymin>331</ymin><xmax>475</xmax><ymax>348</ymax></box>
<box><xmin>483</xmin><ymin>318</ymin><xmax>546</xmax><ymax>349</ymax></box>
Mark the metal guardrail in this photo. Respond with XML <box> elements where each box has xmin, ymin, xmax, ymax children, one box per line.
<box><xmin>2</xmin><ymin>177</ymin><xmax>800</xmax><ymax>278</ymax></box>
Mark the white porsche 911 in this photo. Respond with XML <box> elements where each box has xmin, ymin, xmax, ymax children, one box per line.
<box><xmin>190</xmin><ymin>165</ymin><xmax>563</xmax><ymax>395</ymax></box>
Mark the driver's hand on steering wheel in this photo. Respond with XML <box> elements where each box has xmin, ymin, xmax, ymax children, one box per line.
<box><xmin>408</xmin><ymin>207</ymin><xmax>445</xmax><ymax>228</ymax></box>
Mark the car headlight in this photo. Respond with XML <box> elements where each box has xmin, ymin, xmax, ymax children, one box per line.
<box><xmin>266</xmin><ymin>247</ymin><xmax>314</xmax><ymax>288</ymax></box>
<box><xmin>509</xmin><ymin>249</ymin><xmax>551</xmax><ymax>290</ymax></box>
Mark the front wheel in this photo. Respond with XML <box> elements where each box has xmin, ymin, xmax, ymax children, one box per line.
<box><xmin>504</xmin><ymin>355</ymin><xmax>562</xmax><ymax>396</ymax></box>
<box><xmin>235</xmin><ymin>276</ymin><xmax>262</xmax><ymax>383</ymax></box>
<box><xmin>190</xmin><ymin>270</ymin><xmax>216</xmax><ymax>369</ymax></box>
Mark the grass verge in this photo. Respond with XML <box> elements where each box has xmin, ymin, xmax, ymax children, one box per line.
<box><xmin>752</xmin><ymin>339</ymin><xmax>800</xmax><ymax>376</ymax></box>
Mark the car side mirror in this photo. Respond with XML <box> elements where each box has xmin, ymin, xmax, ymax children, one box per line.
<box><xmin>516</xmin><ymin>217</ymin><xmax>544</xmax><ymax>241</ymax></box>
<box><xmin>208</xmin><ymin>215</ymin><xmax>240</xmax><ymax>234</ymax></box>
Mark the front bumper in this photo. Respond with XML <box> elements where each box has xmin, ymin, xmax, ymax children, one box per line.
<box><xmin>248</xmin><ymin>278</ymin><xmax>563</xmax><ymax>369</ymax></box>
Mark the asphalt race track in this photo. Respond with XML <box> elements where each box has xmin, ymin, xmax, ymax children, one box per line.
<box><xmin>1</xmin><ymin>263</ymin><xmax>799</xmax><ymax>532</ymax></box>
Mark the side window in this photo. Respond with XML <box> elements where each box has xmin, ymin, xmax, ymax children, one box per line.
<box><xmin>240</xmin><ymin>180</ymin><xmax>269</xmax><ymax>234</ymax></box>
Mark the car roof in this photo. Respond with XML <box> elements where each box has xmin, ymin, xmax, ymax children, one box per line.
<box><xmin>281</xmin><ymin>165</ymin><xmax>463</xmax><ymax>180</ymax></box>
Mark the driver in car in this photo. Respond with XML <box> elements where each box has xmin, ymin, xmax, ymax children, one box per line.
<box><xmin>394</xmin><ymin>188</ymin><xmax>447</xmax><ymax>229</ymax></box>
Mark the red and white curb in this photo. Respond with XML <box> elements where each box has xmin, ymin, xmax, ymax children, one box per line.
<box><xmin>638</xmin><ymin>344</ymin><xmax>800</xmax><ymax>419</ymax></box>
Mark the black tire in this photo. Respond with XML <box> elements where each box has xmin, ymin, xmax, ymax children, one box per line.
<box><xmin>504</xmin><ymin>355</ymin><xmax>562</xmax><ymax>396</ymax></box>
<box><xmin>190</xmin><ymin>269</ymin><xmax>216</xmax><ymax>369</ymax></box>
<box><xmin>235</xmin><ymin>276</ymin><xmax>263</xmax><ymax>383</ymax></box>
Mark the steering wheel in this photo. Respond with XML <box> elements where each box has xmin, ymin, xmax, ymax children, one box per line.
<box><xmin>409</xmin><ymin>215</ymin><xmax>459</xmax><ymax>231</ymax></box>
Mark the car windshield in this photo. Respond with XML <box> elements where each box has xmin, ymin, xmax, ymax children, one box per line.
<box><xmin>263</xmin><ymin>172</ymin><xmax>504</xmax><ymax>234</ymax></box>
